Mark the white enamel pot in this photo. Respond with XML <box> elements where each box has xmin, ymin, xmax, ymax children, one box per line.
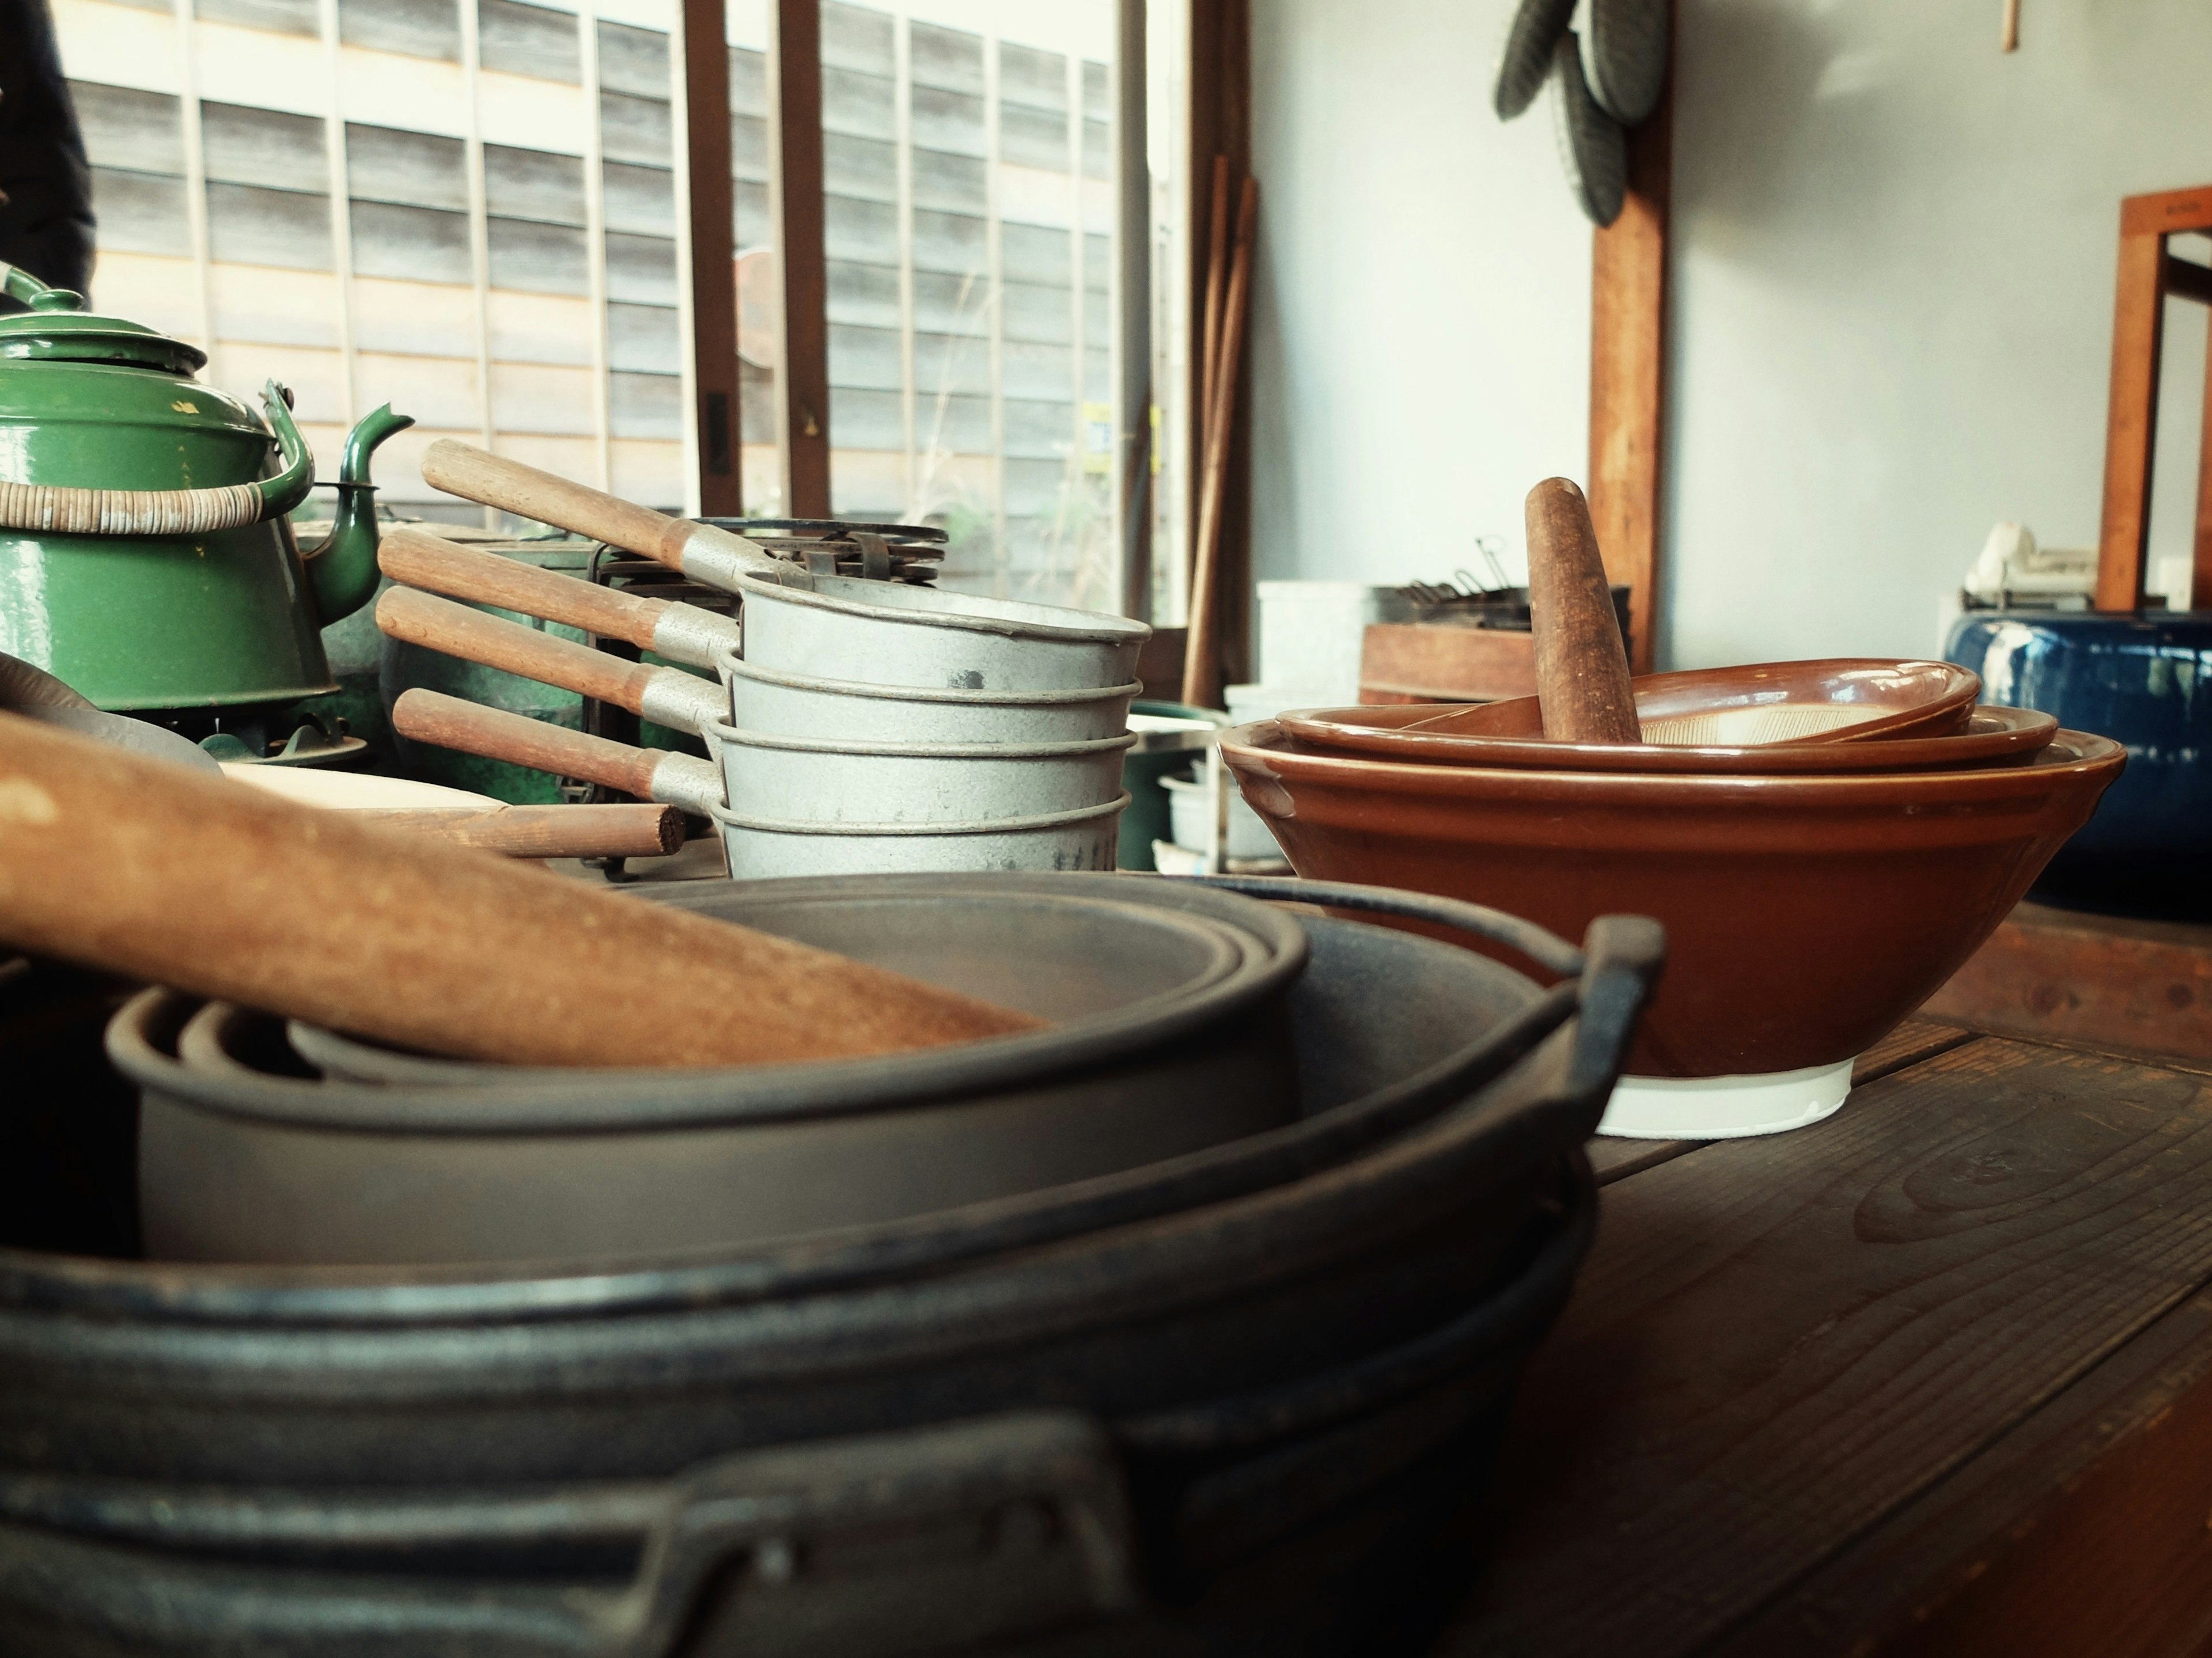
<box><xmin>710</xmin><ymin>794</ymin><xmax>1127</xmax><ymax>879</ymax></box>
<box><xmin>711</xmin><ymin>720</ymin><xmax>1133</xmax><ymax>825</ymax></box>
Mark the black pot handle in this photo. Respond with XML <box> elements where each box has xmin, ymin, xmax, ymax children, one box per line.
<box><xmin>624</xmin><ymin>1410</ymin><xmax>1139</xmax><ymax>1657</ymax></box>
<box><xmin>1186</xmin><ymin>876</ymin><xmax>1665</xmax><ymax>1114</ymax></box>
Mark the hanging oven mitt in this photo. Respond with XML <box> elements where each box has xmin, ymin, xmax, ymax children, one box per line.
<box><xmin>1582</xmin><ymin>0</ymin><xmax>1669</xmax><ymax>125</ymax></box>
<box><xmin>1550</xmin><ymin>31</ymin><xmax>1627</xmax><ymax>227</ymax></box>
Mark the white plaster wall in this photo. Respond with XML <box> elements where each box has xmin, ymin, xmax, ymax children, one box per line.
<box><xmin>1248</xmin><ymin>0</ymin><xmax>2212</xmax><ymax>669</ymax></box>
<box><xmin>1245</xmin><ymin>0</ymin><xmax>1592</xmax><ymax>621</ymax></box>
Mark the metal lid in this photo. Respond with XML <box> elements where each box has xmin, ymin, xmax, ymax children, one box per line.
<box><xmin>0</xmin><ymin>283</ymin><xmax>207</xmax><ymax>375</ymax></box>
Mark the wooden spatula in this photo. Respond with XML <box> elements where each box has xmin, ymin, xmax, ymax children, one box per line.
<box><xmin>1525</xmin><ymin>477</ymin><xmax>1641</xmax><ymax>745</ymax></box>
<box><xmin>0</xmin><ymin>711</ymin><xmax>1043</xmax><ymax>1068</ymax></box>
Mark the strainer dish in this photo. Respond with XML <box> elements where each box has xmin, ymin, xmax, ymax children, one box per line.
<box><xmin>1382</xmin><ymin>659</ymin><xmax>1980</xmax><ymax>749</ymax></box>
<box><xmin>1278</xmin><ymin>702</ymin><xmax>2054</xmax><ymax>775</ymax></box>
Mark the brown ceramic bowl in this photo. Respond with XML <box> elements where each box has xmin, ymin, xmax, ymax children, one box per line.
<box><xmin>1278</xmin><ymin>702</ymin><xmax>2058</xmax><ymax>774</ymax></box>
<box><xmin>1380</xmin><ymin>659</ymin><xmax>1982</xmax><ymax>747</ymax></box>
<box><xmin>1219</xmin><ymin>722</ymin><xmax>2124</xmax><ymax>1079</ymax></box>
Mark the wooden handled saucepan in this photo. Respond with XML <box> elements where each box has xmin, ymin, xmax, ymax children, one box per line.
<box><xmin>418</xmin><ymin>441</ymin><xmax>1149</xmax><ymax>693</ymax></box>
<box><xmin>381</xmin><ymin>529</ymin><xmax>1142</xmax><ymax>747</ymax></box>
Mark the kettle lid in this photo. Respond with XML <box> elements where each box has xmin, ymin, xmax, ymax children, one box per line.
<box><xmin>0</xmin><ymin>280</ymin><xmax>208</xmax><ymax>375</ymax></box>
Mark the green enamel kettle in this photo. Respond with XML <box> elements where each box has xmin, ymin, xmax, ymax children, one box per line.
<box><xmin>0</xmin><ymin>262</ymin><xmax>413</xmax><ymax>711</ymax></box>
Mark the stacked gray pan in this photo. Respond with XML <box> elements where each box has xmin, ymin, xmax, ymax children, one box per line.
<box><xmin>10</xmin><ymin>876</ymin><xmax>1664</xmax><ymax>1656</ymax></box>
<box><xmin>708</xmin><ymin>582</ymin><xmax>1149</xmax><ymax>877</ymax></box>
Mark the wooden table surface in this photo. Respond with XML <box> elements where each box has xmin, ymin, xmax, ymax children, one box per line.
<box><xmin>1438</xmin><ymin>1019</ymin><xmax>2212</xmax><ymax>1658</ymax></box>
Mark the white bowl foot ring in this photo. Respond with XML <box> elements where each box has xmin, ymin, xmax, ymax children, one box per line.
<box><xmin>1597</xmin><ymin>1058</ymin><xmax>1857</xmax><ymax>1141</ymax></box>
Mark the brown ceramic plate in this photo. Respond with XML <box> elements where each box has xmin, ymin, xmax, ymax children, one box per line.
<box><xmin>1278</xmin><ymin>702</ymin><xmax>2057</xmax><ymax>774</ymax></box>
<box><xmin>1382</xmin><ymin>658</ymin><xmax>1982</xmax><ymax>747</ymax></box>
<box><xmin>1218</xmin><ymin>722</ymin><xmax>2124</xmax><ymax>1082</ymax></box>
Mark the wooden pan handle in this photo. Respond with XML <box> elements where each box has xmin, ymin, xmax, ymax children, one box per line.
<box><xmin>378</xmin><ymin>586</ymin><xmax>662</xmax><ymax>714</ymax></box>
<box><xmin>1525</xmin><ymin>477</ymin><xmax>1641</xmax><ymax>745</ymax></box>
<box><xmin>394</xmin><ymin>689</ymin><xmax>668</xmax><ymax>801</ymax></box>
<box><xmin>380</xmin><ymin>528</ymin><xmax>667</xmax><ymax>652</ymax></box>
<box><xmin>355</xmin><ymin>803</ymin><xmax>683</xmax><ymax>859</ymax></box>
<box><xmin>419</xmin><ymin>441</ymin><xmax>692</xmax><ymax>570</ymax></box>
<box><xmin>0</xmin><ymin>711</ymin><xmax>1041</xmax><ymax>1067</ymax></box>
<box><xmin>418</xmin><ymin>440</ymin><xmax>785</xmax><ymax>594</ymax></box>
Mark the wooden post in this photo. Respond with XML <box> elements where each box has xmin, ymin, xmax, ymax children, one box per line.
<box><xmin>1184</xmin><ymin>0</ymin><xmax>1250</xmax><ymax>691</ymax></box>
<box><xmin>683</xmin><ymin>0</ymin><xmax>742</xmax><ymax>516</ymax></box>
<box><xmin>1585</xmin><ymin>1</ymin><xmax>1672</xmax><ymax>677</ymax></box>
<box><xmin>1117</xmin><ymin>0</ymin><xmax>1154</xmax><ymax>622</ymax></box>
<box><xmin>2096</xmin><ymin>226</ymin><xmax>2168</xmax><ymax>611</ymax></box>
<box><xmin>768</xmin><ymin>0</ymin><xmax>831</xmax><ymax>517</ymax></box>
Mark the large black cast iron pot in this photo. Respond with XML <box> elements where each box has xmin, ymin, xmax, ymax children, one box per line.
<box><xmin>0</xmin><ymin>878</ymin><xmax>1664</xmax><ymax>1657</ymax></box>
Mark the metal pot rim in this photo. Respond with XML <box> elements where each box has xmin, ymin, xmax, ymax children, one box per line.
<box><xmin>57</xmin><ymin>977</ymin><xmax>1586</xmax><ymax>1344</ymax></box>
<box><xmin>715</xmin><ymin>647</ymin><xmax>1143</xmax><ymax>710</ymax></box>
<box><xmin>710</xmin><ymin>792</ymin><xmax>1130</xmax><ymax>837</ymax></box>
<box><xmin>734</xmin><ymin>567</ymin><xmax>1153</xmax><ymax>648</ymax></box>
<box><xmin>112</xmin><ymin>874</ymin><xmax>1308</xmax><ymax>1133</ymax></box>
<box><xmin>706</xmin><ymin>721</ymin><xmax>1138</xmax><ymax>761</ymax></box>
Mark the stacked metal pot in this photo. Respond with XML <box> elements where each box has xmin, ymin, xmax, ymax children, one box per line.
<box><xmin>374</xmin><ymin>530</ymin><xmax>1150</xmax><ymax>877</ymax></box>
<box><xmin>0</xmin><ymin>873</ymin><xmax>1664</xmax><ymax>1656</ymax></box>
<box><xmin>703</xmin><ymin>588</ymin><xmax>1148</xmax><ymax>877</ymax></box>
<box><xmin>369</xmin><ymin>443</ymin><xmax>1161</xmax><ymax>877</ymax></box>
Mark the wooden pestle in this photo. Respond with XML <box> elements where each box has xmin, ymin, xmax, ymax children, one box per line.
<box><xmin>1525</xmin><ymin>477</ymin><xmax>1641</xmax><ymax>744</ymax></box>
<box><xmin>0</xmin><ymin>711</ymin><xmax>1043</xmax><ymax>1067</ymax></box>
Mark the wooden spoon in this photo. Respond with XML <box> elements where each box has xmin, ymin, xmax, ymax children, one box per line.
<box><xmin>0</xmin><ymin>711</ymin><xmax>1043</xmax><ymax>1068</ymax></box>
<box><xmin>1525</xmin><ymin>477</ymin><xmax>1641</xmax><ymax>745</ymax></box>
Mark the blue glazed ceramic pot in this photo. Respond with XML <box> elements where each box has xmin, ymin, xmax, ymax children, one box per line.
<box><xmin>1946</xmin><ymin>611</ymin><xmax>2206</xmax><ymax>917</ymax></box>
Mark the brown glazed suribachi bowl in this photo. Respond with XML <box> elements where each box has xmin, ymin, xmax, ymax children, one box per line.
<box><xmin>1219</xmin><ymin>723</ymin><xmax>2125</xmax><ymax>1078</ymax></box>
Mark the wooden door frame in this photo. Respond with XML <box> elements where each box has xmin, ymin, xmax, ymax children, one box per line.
<box><xmin>2095</xmin><ymin>184</ymin><xmax>2212</xmax><ymax>612</ymax></box>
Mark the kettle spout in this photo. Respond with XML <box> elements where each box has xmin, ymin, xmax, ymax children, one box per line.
<box><xmin>303</xmin><ymin>404</ymin><xmax>416</xmax><ymax>624</ymax></box>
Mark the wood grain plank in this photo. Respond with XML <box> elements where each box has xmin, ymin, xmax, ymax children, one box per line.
<box><xmin>1924</xmin><ymin>900</ymin><xmax>2212</xmax><ymax>1064</ymax></box>
<box><xmin>1444</xmin><ymin>1039</ymin><xmax>2212</xmax><ymax>1657</ymax></box>
<box><xmin>1588</xmin><ymin>1025</ymin><xmax>1976</xmax><ymax>1186</ymax></box>
<box><xmin>1709</xmin><ymin>1289</ymin><xmax>2212</xmax><ymax>1658</ymax></box>
<box><xmin>2096</xmin><ymin>225</ymin><xmax>2168</xmax><ymax>612</ymax></box>
<box><xmin>1589</xmin><ymin>1137</ymin><xmax>1700</xmax><ymax>1185</ymax></box>
<box><xmin>1358</xmin><ymin>623</ymin><xmax>1538</xmax><ymax>704</ymax></box>
<box><xmin>769</xmin><ymin>0</ymin><xmax>830</xmax><ymax>517</ymax></box>
<box><xmin>1586</xmin><ymin>1</ymin><xmax>1672</xmax><ymax>677</ymax></box>
<box><xmin>1852</xmin><ymin>1018</ymin><xmax>1975</xmax><ymax>1086</ymax></box>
